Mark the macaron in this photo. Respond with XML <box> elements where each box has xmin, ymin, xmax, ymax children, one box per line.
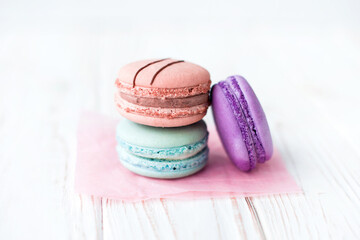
<box><xmin>211</xmin><ymin>75</ymin><xmax>273</xmax><ymax>171</ymax></box>
<box><xmin>115</xmin><ymin>58</ymin><xmax>211</xmax><ymax>127</ymax></box>
<box><xmin>116</xmin><ymin>119</ymin><xmax>209</xmax><ymax>179</ymax></box>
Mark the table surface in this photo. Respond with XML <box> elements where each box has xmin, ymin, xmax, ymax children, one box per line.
<box><xmin>1</xmin><ymin>1</ymin><xmax>360</xmax><ymax>239</ymax></box>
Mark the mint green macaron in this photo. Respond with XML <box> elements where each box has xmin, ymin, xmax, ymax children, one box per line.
<box><xmin>116</xmin><ymin>119</ymin><xmax>209</xmax><ymax>179</ymax></box>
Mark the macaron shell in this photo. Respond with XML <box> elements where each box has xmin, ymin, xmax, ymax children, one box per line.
<box><xmin>211</xmin><ymin>84</ymin><xmax>251</xmax><ymax>171</ymax></box>
<box><xmin>118</xmin><ymin>59</ymin><xmax>210</xmax><ymax>88</ymax></box>
<box><xmin>235</xmin><ymin>76</ymin><xmax>273</xmax><ymax>160</ymax></box>
<box><xmin>120</xmin><ymin>159</ymin><xmax>207</xmax><ymax>179</ymax></box>
<box><xmin>116</xmin><ymin>136</ymin><xmax>207</xmax><ymax>160</ymax></box>
<box><xmin>118</xmin><ymin>148</ymin><xmax>208</xmax><ymax>179</ymax></box>
<box><xmin>115</xmin><ymin>80</ymin><xmax>211</xmax><ymax>98</ymax></box>
<box><xmin>117</xmin><ymin>107</ymin><xmax>206</xmax><ymax>127</ymax></box>
<box><xmin>115</xmin><ymin>93</ymin><xmax>208</xmax><ymax>121</ymax></box>
<box><xmin>116</xmin><ymin>119</ymin><xmax>208</xmax><ymax>148</ymax></box>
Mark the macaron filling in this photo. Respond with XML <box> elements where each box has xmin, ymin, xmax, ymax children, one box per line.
<box><xmin>218</xmin><ymin>78</ymin><xmax>267</xmax><ymax>170</ymax></box>
<box><xmin>118</xmin><ymin>147</ymin><xmax>209</xmax><ymax>173</ymax></box>
<box><xmin>116</xmin><ymin>94</ymin><xmax>208</xmax><ymax>119</ymax></box>
<box><xmin>218</xmin><ymin>81</ymin><xmax>257</xmax><ymax>170</ymax></box>
<box><xmin>116</xmin><ymin>133</ymin><xmax>208</xmax><ymax>160</ymax></box>
<box><xmin>119</xmin><ymin>92</ymin><xmax>209</xmax><ymax>108</ymax></box>
<box><xmin>228</xmin><ymin>77</ymin><xmax>266</xmax><ymax>163</ymax></box>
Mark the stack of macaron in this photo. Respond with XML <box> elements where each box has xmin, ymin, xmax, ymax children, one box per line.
<box><xmin>115</xmin><ymin>58</ymin><xmax>273</xmax><ymax>178</ymax></box>
<box><xmin>115</xmin><ymin>59</ymin><xmax>211</xmax><ymax>178</ymax></box>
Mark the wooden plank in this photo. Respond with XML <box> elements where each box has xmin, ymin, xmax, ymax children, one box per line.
<box><xmin>0</xmin><ymin>35</ymin><xmax>103</xmax><ymax>239</ymax></box>
<box><xmin>1</xmin><ymin>21</ymin><xmax>360</xmax><ymax>239</ymax></box>
<box><xmin>103</xmin><ymin>198</ymin><xmax>267</xmax><ymax>240</ymax></box>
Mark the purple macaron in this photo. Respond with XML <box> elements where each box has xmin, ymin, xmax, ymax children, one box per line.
<box><xmin>211</xmin><ymin>75</ymin><xmax>273</xmax><ymax>171</ymax></box>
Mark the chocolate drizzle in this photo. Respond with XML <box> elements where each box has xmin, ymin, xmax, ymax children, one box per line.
<box><xmin>150</xmin><ymin>60</ymin><xmax>184</xmax><ymax>85</ymax></box>
<box><xmin>132</xmin><ymin>58</ymin><xmax>168</xmax><ymax>87</ymax></box>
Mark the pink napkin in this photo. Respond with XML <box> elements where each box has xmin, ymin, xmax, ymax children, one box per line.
<box><xmin>75</xmin><ymin>112</ymin><xmax>301</xmax><ymax>201</ymax></box>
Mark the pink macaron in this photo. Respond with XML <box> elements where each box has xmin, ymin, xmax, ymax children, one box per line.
<box><xmin>211</xmin><ymin>75</ymin><xmax>273</xmax><ymax>171</ymax></box>
<box><xmin>115</xmin><ymin>58</ymin><xmax>211</xmax><ymax>127</ymax></box>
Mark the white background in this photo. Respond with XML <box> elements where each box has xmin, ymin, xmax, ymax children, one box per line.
<box><xmin>1</xmin><ymin>0</ymin><xmax>360</xmax><ymax>239</ymax></box>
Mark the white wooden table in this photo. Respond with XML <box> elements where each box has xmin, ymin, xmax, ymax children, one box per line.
<box><xmin>1</xmin><ymin>1</ymin><xmax>360</xmax><ymax>239</ymax></box>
